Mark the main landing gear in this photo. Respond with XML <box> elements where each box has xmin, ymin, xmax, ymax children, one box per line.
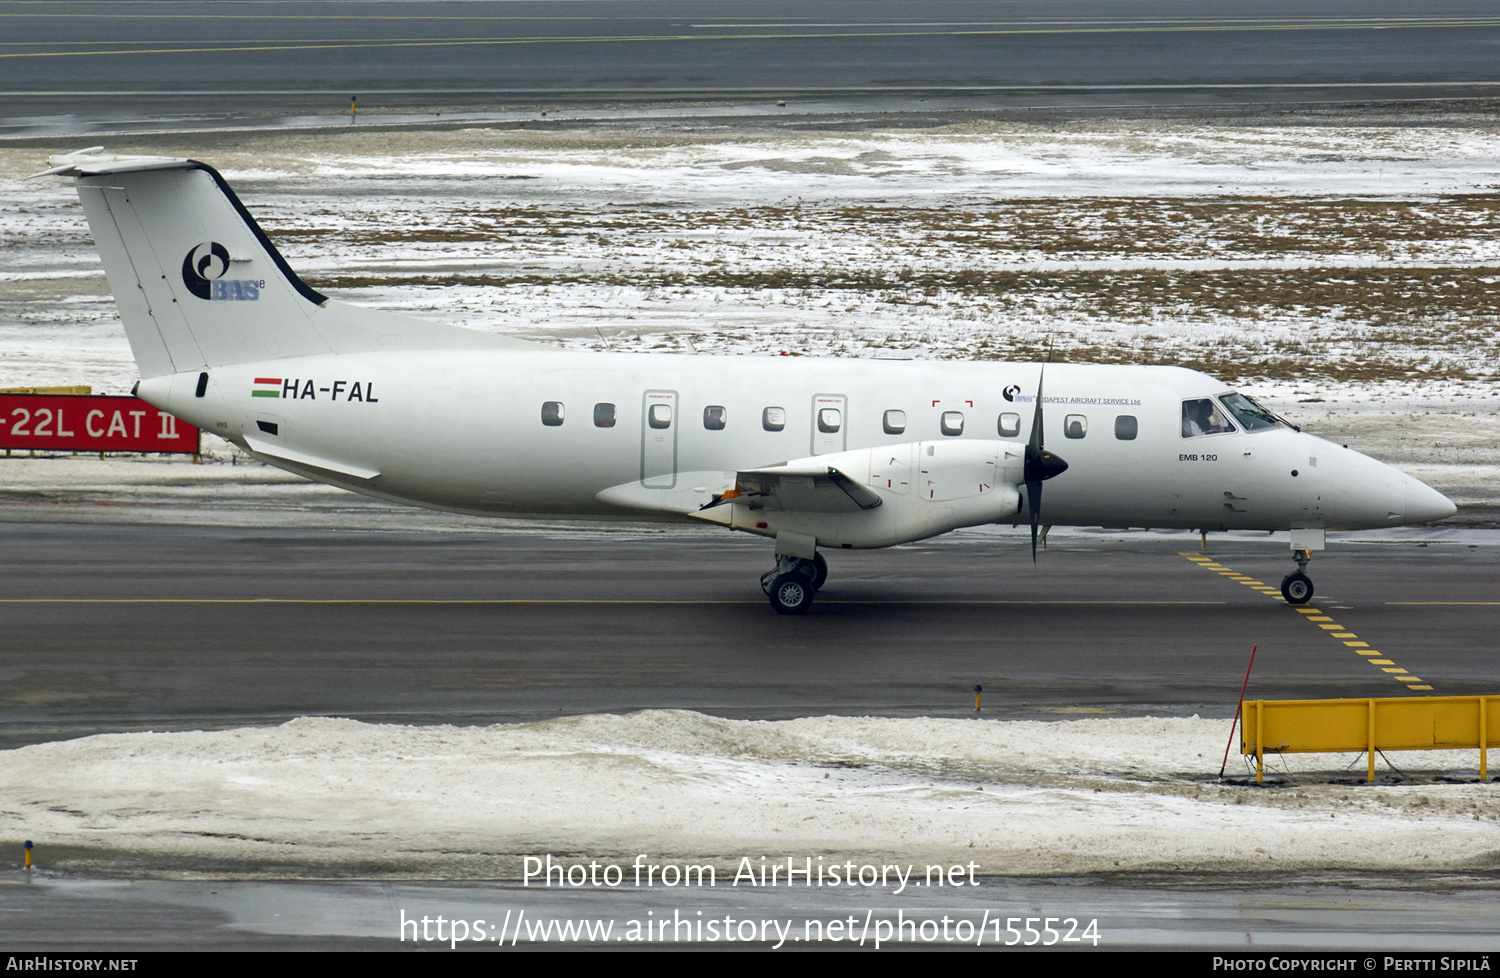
<box><xmin>1280</xmin><ymin>549</ymin><xmax>1314</xmax><ymax>604</ymax></box>
<box><xmin>761</xmin><ymin>552</ymin><xmax>828</xmax><ymax>615</ymax></box>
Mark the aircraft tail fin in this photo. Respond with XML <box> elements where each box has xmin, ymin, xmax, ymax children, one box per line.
<box><xmin>43</xmin><ymin>149</ymin><xmax>523</xmax><ymax>379</ymax></box>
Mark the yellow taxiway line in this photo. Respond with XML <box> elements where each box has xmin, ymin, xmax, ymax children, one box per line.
<box><xmin>1181</xmin><ymin>552</ymin><xmax>1433</xmax><ymax>691</ymax></box>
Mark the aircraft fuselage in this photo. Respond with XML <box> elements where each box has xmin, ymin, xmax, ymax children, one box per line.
<box><xmin>139</xmin><ymin>352</ymin><xmax>1446</xmax><ymax>539</ymax></box>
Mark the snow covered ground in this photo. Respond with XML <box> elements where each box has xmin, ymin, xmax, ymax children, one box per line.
<box><xmin>2</xmin><ymin>119</ymin><xmax>1498</xmax><ymax>880</ymax></box>
<box><xmin>4</xmin><ymin>120</ymin><xmax>1500</xmax><ymax>397</ymax></box>
<box><xmin>3</xmin><ymin>711</ymin><xmax>1496</xmax><ymax>880</ymax></box>
<box><xmin>4</xmin><ymin>119</ymin><xmax>1498</xmax><ymax>520</ymax></box>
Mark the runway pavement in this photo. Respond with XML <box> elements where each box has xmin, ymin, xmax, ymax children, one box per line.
<box><xmin>1</xmin><ymin>519</ymin><xmax>1492</xmax><ymax>749</ymax></box>
<box><xmin>2</xmin><ymin>516</ymin><xmax>1497</xmax><ymax>949</ymax></box>
<box><xmin>5</xmin><ymin>873</ymin><xmax>1500</xmax><ymax>951</ymax></box>
<box><xmin>4</xmin><ymin>0</ymin><xmax>1500</xmax><ymax>134</ymax></box>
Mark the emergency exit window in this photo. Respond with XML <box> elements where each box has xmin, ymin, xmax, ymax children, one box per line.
<box><xmin>818</xmin><ymin>408</ymin><xmax>842</xmax><ymax>433</ymax></box>
<box><xmin>648</xmin><ymin>403</ymin><xmax>673</xmax><ymax>429</ymax></box>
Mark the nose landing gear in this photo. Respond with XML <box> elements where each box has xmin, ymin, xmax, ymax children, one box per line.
<box><xmin>761</xmin><ymin>552</ymin><xmax>828</xmax><ymax>614</ymax></box>
<box><xmin>1280</xmin><ymin>548</ymin><xmax>1314</xmax><ymax>604</ymax></box>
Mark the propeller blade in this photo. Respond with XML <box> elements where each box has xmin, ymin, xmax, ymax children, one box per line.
<box><xmin>1029</xmin><ymin>358</ymin><xmax>1046</xmax><ymax>448</ymax></box>
<box><xmin>1025</xmin><ymin>360</ymin><xmax>1046</xmax><ymax>563</ymax></box>
<box><xmin>1027</xmin><ymin>476</ymin><xmax>1043</xmax><ymax>563</ymax></box>
<box><xmin>1021</xmin><ymin>356</ymin><xmax>1068</xmax><ymax>563</ymax></box>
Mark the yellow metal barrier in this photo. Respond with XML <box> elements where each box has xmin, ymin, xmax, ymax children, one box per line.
<box><xmin>1242</xmin><ymin>695</ymin><xmax>1497</xmax><ymax>783</ymax></box>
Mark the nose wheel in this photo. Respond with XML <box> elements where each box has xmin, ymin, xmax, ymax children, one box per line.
<box><xmin>1280</xmin><ymin>572</ymin><xmax>1313</xmax><ymax>604</ymax></box>
<box><xmin>1280</xmin><ymin>549</ymin><xmax>1314</xmax><ymax>604</ymax></box>
<box><xmin>761</xmin><ymin>552</ymin><xmax>827</xmax><ymax>614</ymax></box>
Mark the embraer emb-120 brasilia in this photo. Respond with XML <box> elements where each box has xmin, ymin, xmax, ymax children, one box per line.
<box><xmin>40</xmin><ymin>149</ymin><xmax>1456</xmax><ymax>613</ymax></box>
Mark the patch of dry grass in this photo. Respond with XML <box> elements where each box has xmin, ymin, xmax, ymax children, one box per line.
<box><xmin>312</xmin><ymin>266</ymin><xmax>1500</xmax><ymax>331</ymax></box>
<box><xmin>273</xmin><ymin>192</ymin><xmax>1500</xmax><ymax>388</ymax></box>
<box><xmin>272</xmin><ymin>195</ymin><xmax>1500</xmax><ymax>259</ymax></box>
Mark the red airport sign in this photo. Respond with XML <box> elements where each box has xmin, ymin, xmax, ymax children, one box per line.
<box><xmin>0</xmin><ymin>393</ymin><xmax>200</xmax><ymax>454</ymax></box>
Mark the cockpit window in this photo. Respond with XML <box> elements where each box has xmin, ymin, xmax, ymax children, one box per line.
<box><xmin>1181</xmin><ymin>398</ymin><xmax>1235</xmax><ymax>437</ymax></box>
<box><xmin>1218</xmin><ymin>392</ymin><xmax>1285</xmax><ymax>432</ymax></box>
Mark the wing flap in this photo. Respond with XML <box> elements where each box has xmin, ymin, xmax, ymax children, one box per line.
<box><xmin>734</xmin><ymin>463</ymin><xmax>883</xmax><ymax>513</ymax></box>
<box><xmin>595</xmin><ymin>471</ymin><xmax>736</xmax><ymax>515</ymax></box>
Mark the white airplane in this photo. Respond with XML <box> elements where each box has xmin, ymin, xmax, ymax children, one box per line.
<box><xmin>39</xmin><ymin>149</ymin><xmax>1457</xmax><ymax>613</ymax></box>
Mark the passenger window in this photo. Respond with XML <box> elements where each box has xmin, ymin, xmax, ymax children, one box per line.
<box><xmin>648</xmin><ymin>403</ymin><xmax>673</xmax><ymax>429</ymax></box>
<box><xmin>940</xmin><ymin>411</ymin><xmax>965</xmax><ymax>436</ymax></box>
<box><xmin>818</xmin><ymin>408</ymin><xmax>842</xmax><ymax>433</ymax></box>
<box><xmin>593</xmin><ymin>403</ymin><xmax>616</xmax><ymax>428</ymax></box>
<box><xmin>703</xmin><ymin>405</ymin><xmax>726</xmax><ymax>430</ymax></box>
<box><xmin>541</xmin><ymin>401</ymin><xmax>565</xmax><ymax>426</ymax></box>
<box><xmin>763</xmin><ymin>407</ymin><xmax>786</xmax><ymax>432</ymax></box>
<box><xmin>883</xmin><ymin>409</ymin><xmax>906</xmax><ymax>435</ymax></box>
<box><xmin>1114</xmin><ymin>415</ymin><xmax>1137</xmax><ymax>440</ymax></box>
<box><xmin>997</xmin><ymin>412</ymin><xmax>1021</xmax><ymax>437</ymax></box>
<box><xmin>1064</xmin><ymin>414</ymin><xmax>1087</xmax><ymax>439</ymax></box>
<box><xmin>1181</xmin><ymin>398</ymin><xmax>1235</xmax><ymax>437</ymax></box>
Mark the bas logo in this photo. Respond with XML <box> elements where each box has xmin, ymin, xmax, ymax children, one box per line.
<box><xmin>182</xmin><ymin>241</ymin><xmax>262</xmax><ymax>301</ymax></box>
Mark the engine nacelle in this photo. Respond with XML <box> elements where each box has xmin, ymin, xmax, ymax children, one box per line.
<box><xmin>700</xmin><ymin>440</ymin><xmax>1024</xmax><ymax>548</ymax></box>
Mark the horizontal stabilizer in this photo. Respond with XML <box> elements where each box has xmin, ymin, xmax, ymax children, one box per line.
<box><xmin>34</xmin><ymin>151</ymin><xmax>198</xmax><ymax>178</ymax></box>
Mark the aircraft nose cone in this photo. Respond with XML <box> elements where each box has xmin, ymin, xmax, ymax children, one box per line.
<box><xmin>1405</xmin><ymin>475</ymin><xmax>1457</xmax><ymax>523</ymax></box>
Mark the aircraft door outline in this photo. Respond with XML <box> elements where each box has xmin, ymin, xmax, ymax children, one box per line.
<box><xmin>640</xmin><ymin>389</ymin><xmax>678</xmax><ymax>489</ymax></box>
<box><xmin>810</xmin><ymin>393</ymin><xmax>847</xmax><ymax>456</ymax></box>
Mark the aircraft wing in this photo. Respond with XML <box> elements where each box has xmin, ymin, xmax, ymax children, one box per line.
<box><xmin>595</xmin><ymin>463</ymin><xmax>881</xmax><ymax>517</ymax></box>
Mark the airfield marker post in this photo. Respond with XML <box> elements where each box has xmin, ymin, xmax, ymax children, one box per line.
<box><xmin>1219</xmin><ymin>645</ymin><xmax>1257</xmax><ymax>780</ymax></box>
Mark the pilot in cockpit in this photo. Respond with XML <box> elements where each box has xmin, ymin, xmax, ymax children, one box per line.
<box><xmin>1182</xmin><ymin>398</ymin><xmax>1233</xmax><ymax>437</ymax></box>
